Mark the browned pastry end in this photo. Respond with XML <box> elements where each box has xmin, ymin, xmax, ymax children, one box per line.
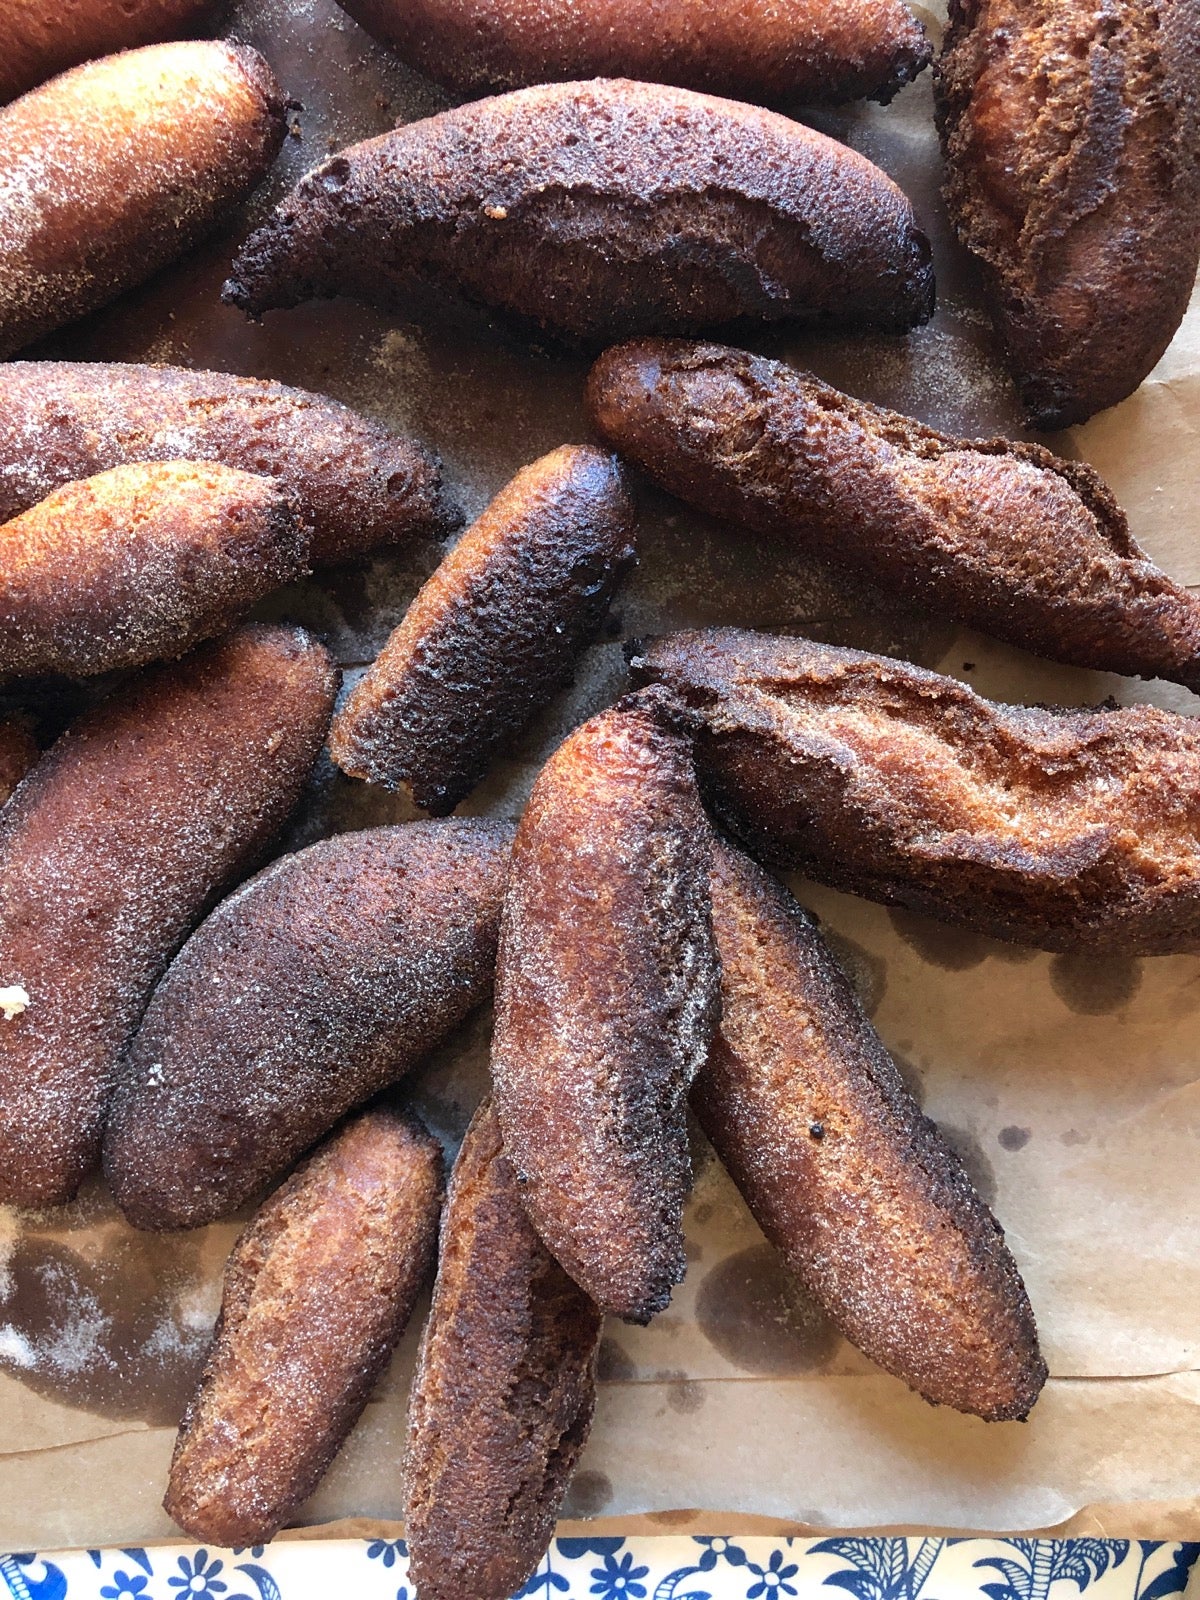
<box><xmin>0</xmin><ymin>721</ymin><xmax>37</xmax><ymax>806</ymax></box>
<box><xmin>0</xmin><ymin>625</ymin><xmax>337</xmax><ymax>1207</ymax></box>
<box><xmin>0</xmin><ymin>41</ymin><xmax>286</xmax><ymax>359</ymax></box>
<box><xmin>0</xmin><ymin>361</ymin><xmax>451</xmax><ymax>564</ymax></box>
<box><xmin>223</xmin><ymin>78</ymin><xmax>935</xmax><ymax>344</ymax></box>
<box><xmin>165</xmin><ymin>1109</ymin><xmax>443</xmax><ymax>1547</ymax></box>
<box><xmin>336</xmin><ymin>0</ymin><xmax>931</xmax><ymax>106</ymax></box>
<box><xmin>935</xmin><ymin>0</ymin><xmax>1200</xmax><ymax>429</ymax></box>
<box><xmin>588</xmin><ymin>338</ymin><xmax>1200</xmax><ymax>690</ymax></box>
<box><xmin>0</xmin><ymin>0</ymin><xmax>223</xmax><ymax>104</ymax></box>
<box><xmin>492</xmin><ymin>687</ymin><xmax>720</xmax><ymax>1323</ymax></box>
<box><xmin>106</xmin><ymin>819</ymin><xmax>513</xmax><ymax>1230</ymax></box>
<box><xmin>634</xmin><ymin>628</ymin><xmax>1200</xmax><ymax>954</ymax></box>
<box><xmin>404</xmin><ymin>1100</ymin><xmax>602</xmax><ymax>1600</ymax></box>
<box><xmin>331</xmin><ymin>445</ymin><xmax>637</xmax><ymax>814</ymax></box>
<box><xmin>0</xmin><ymin>461</ymin><xmax>309</xmax><ymax>680</ymax></box>
<box><xmin>699</xmin><ymin>837</ymin><xmax>1046</xmax><ymax>1421</ymax></box>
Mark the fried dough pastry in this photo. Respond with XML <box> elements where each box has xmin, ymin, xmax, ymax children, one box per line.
<box><xmin>336</xmin><ymin>0</ymin><xmax>931</xmax><ymax>106</ymax></box>
<box><xmin>0</xmin><ymin>41</ymin><xmax>286</xmax><ymax>358</ymax></box>
<box><xmin>0</xmin><ymin>361</ymin><xmax>450</xmax><ymax>564</ymax></box>
<box><xmin>166</xmin><ymin>1109</ymin><xmax>442</xmax><ymax>1546</ymax></box>
<box><xmin>588</xmin><ymin>338</ymin><xmax>1200</xmax><ymax>689</ymax></box>
<box><xmin>0</xmin><ymin>721</ymin><xmax>36</xmax><ymax>806</ymax></box>
<box><xmin>106</xmin><ymin>819</ymin><xmax>514</xmax><ymax>1230</ymax></box>
<box><xmin>404</xmin><ymin>1100</ymin><xmax>602</xmax><ymax>1600</ymax></box>
<box><xmin>699</xmin><ymin>837</ymin><xmax>1046</xmax><ymax>1421</ymax></box>
<box><xmin>492</xmin><ymin>687</ymin><xmax>720</xmax><ymax>1323</ymax></box>
<box><xmin>635</xmin><ymin>628</ymin><xmax>1200</xmax><ymax>954</ymax></box>
<box><xmin>935</xmin><ymin>0</ymin><xmax>1200</xmax><ymax>429</ymax></box>
<box><xmin>0</xmin><ymin>0</ymin><xmax>222</xmax><ymax>105</ymax></box>
<box><xmin>331</xmin><ymin>446</ymin><xmax>636</xmax><ymax>813</ymax></box>
<box><xmin>0</xmin><ymin>625</ymin><xmax>337</xmax><ymax>1207</ymax></box>
<box><xmin>0</xmin><ymin>461</ymin><xmax>309</xmax><ymax>680</ymax></box>
<box><xmin>224</xmin><ymin>78</ymin><xmax>935</xmax><ymax>344</ymax></box>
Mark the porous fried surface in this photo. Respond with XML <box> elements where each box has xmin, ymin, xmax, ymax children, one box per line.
<box><xmin>635</xmin><ymin>628</ymin><xmax>1200</xmax><ymax>954</ymax></box>
<box><xmin>0</xmin><ymin>0</ymin><xmax>222</xmax><ymax>105</ymax></box>
<box><xmin>106</xmin><ymin>819</ymin><xmax>514</xmax><ymax>1230</ymax></box>
<box><xmin>0</xmin><ymin>720</ymin><xmax>36</xmax><ymax>806</ymax></box>
<box><xmin>588</xmin><ymin>338</ymin><xmax>1200</xmax><ymax>688</ymax></box>
<box><xmin>331</xmin><ymin>445</ymin><xmax>636</xmax><ymax>813</ymax></box>
<box><xmin>0</xmin><ymin>41</ymin><xmax>285</xmax><ymax>358</ymax></box>
<box><xmin>336</xmin><ymin>0</ymin><xmax>930</xmax><ymax>106</ymax></box>
<box><xmin>698</xmin><ymin>837</ymin><xmax>1046</xmax><ymax>1421</ymax></box>
<box><xmin>0</xmin><ymin>625</ymin><xmax>337</xmax><ymax>1207</ymax></box>
<box><xmin>0</xmin><ymin>460</ymin><xmax>309</xmax><ymax>679</ymax></box>
<box><xmin>404</xmin><ymin>1101</ymin><xmax>601</xmax><ymax>1600</ymax></box>
<box><xmin>224</xmin><ymin>78</ymin><xmax>935</xmax><ymax>343</ymax></box>
<box><xmin>0</xmin><ymin>360</ymin><xmax>450</xmax><ymax>563</ymax></box>
<box><xmin>935</xmin><ymin>0</ymin><xmax>1200</xmax><ymax>429</ymax></box>
<box><xmin>166</xmin><ymin>1110</ymin><xmax>443</xmax><ymax>1547</ymax></box>
<box><xmin>492</xmin><ymin>687</ymin><xmax>720</xmax><ymax>1323</ymax></box>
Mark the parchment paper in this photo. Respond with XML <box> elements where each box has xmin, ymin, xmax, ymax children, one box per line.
<box><xmin>0</xmin><ymin>0</ymin><xmax>1197</xmax><ymax>1548</ymax></box>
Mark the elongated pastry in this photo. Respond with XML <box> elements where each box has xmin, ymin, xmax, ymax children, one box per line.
<box><xmin>224</xmin><ymin>78</ymin><xmax>935</xmax><ymax>344</ymax></box>
<box><xmin>336</xmin><ymin>0</ymin><xmax>931</xmax><ymax>106</ymax></box>
<box><xmin>0</xmin><ymin>41</ymin><xmax>285</xmax><ymax>358</ymax></box>
<box><xmin>404</xmin><ymin>1100</ymin><xmax>602</xmax><ymax>1600</ymax></box>
<box><xmin>0</xmin><ymin>721</ymin><xmax>36</xmax><ymax>806</ymax></box>
<box><xmin>0</xmin><ymin>361</ymin><xmax>450</xmax><ymax>564</ymax></box>
<box><xmin>0</xmin><ymin>461</ymin><xmax>309</xmax><ymax>680</ymax></box>
<box><xmin>0</xmin><ymin>0</ymin><xmax>222</xmax><ymax>105</ymax></box>
<box><xmin>935</xmin><ymin>1</ymin><xmax>1200</xmax><ymax>429</ymax></box>
<box><xmin>107</xmin><ymin>819</ymin><xmax>513</xmax><ymax>1230</ymax></box>
<box><xmin>588</xmin><ymin>338</ymin><xmax>1200</xmax><ymax>689</ymax></box>
<box><xmin>331</xmin><ymin>446</ymin><xmax>636</xmax><ymax>813</ymax></box>
<box><xmin>0</xmin><ymin>625</ymin><xmax>337</xmax><ymax>1207</ymax></box>
<box><xmin>166</xmin><ymin>1109</ymin><xmax>443</xmax><ymax>1546</ymax></box>
<box><xmin>492</xmin><ymin>687</ymin><xmax>720</xmax><ymax>1323</ymax></box>
<box><xmin>699</xmin><ymin>836</ymin><xmax>1046</xmax><ymax>1421</ymax></box>
<box><xmin>635</xmin><ymin>628</ymin><xmax>1200</xmax><ymax>954</ymax></box>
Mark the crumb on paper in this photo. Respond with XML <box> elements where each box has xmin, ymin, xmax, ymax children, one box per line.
<box><xmin>0</xmin><ymin>985</ymin><xmax>29</xmax><ymax>1021</ymax></box>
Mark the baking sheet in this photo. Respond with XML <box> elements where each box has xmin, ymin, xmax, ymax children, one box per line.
<box><xmin>0</xmin><ymin>0</ymin><xmax>1198</xmax><ymax>1548</ymax></box>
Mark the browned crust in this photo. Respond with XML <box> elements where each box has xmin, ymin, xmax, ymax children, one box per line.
<box><xmin>697</xmin><ymin>837</ymin><xmax>1046</xmax><ymax>1421</ymax></box>
<box><xmin>0</xmin><ymin>461</ymin><xmax>310</xmax><ymax>679</ymax></box>
<box><xmin>0</xmin><ymin>625</ymin><xmax>338</xmax><ymax>1207</ymax></box>
<box><xmin>404</xmin><ymin>1100</ymin><xmax>602</xmax><ymax>1600</ymax></box>
<box><xmin>0</xmin><ymin>719</ymin><xmax>36</xmax><ymax>806</ymax></box>
<box><xmin>0</xmin><ymin>41</ymin><xmax>286</xmax><ymax>359</ymax></box>
<box><xmin>223</xmin><ymin>78</ymin><xmax>935</xmax><ymax>344</ymax></box>
<box><xmin>588</xmin><ymin>338</ymin><xmax>1200</xmax><ymax>690</ymax></box>
<box><xmin>492</xmin><ymin>686</ymin><xmax>720</xmax><ymax>1323</ymax></box>
<box><xmin>330</xmin><ymin>445</ymin><xmax>637</xmax><ymax>813</ymax></box>
<box><xmin>634</xmin><ymin>627</ymin><xmax>1200</xmax><ymax>954</ymax></box>
<box><xmin>935</xmin><ymin>0</ymin><xmax>1200</xmax><ymax>429</ymax></box>
<box><xmin>0</xmin><ymin>0</ymin><xmax>224</xmax><ymax>105</ymax></box>
<box><xmin>336</xmin><ymin>0</ymin><xmax>931</xmax><ymax>106</ymax></box>
<box><xmin>165</xmin><ymin>1109</ymin><xmax>443</xmax><ymax>1547</ymax></box>
<box><xmin>0</xmin><ymin>360</ymin><xmax>452</xmax><ymax>564</ymax></box>
<box><xmin>106</xmin><ymin>819</ymin><xmax>514</xmax><ymax>1230</ymax></box>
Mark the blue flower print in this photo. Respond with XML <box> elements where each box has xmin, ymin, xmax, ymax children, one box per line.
<box><xmin>169</xmin><ymin>1550</ymin><xmax>228</xmax><ymax>1596</ymax></box>
<box><xmin>748</xmin><ymin>1550</ymin><xmax>801</xmax><ymax>1599</ymax></box>
<box><xmin>590</xmin><ymin>1550</ymin><xmax>650</xmax><ymax>1600</ymax></box>
<box><xmin>367</xmin><ymin>1540</ymin><xmax>407</xmax><ymax>1570</ymax></box>
<box><xmin>101</xmin><ymin>1574</ymin><xmax>149</xmax><ymax>1600</ymax></box>
<box><xmin>694</xmin><ymin>1537</ymin><xmax>749</xmax><ymax>1570</ymax></box>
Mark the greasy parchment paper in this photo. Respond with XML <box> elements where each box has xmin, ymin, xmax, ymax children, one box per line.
<box><xmin>0</xmin><ymin>0</ymin><xmax>1198</xmax><ymax>1550</ymax></box>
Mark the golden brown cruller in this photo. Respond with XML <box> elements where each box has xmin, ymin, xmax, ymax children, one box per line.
<box><xmin>166</xmin><ymin>1109</ymin><xmax>443</xmax><ymax>1547</ymax></box>
<box><xmin>0</xmin><ymin>0</ymin><xmax>223</xmax><ymax>104</ymax></box>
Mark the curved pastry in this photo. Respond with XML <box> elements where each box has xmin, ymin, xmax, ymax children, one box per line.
<box><xmin>699</xmin><ymin>836</ymin><xmax>1046</xmax><ymax>1421</ymax></box>
<box><xmin>106</xmin><ymin>819</ymin><xmax>514</xmax><ymax>1230</ymax></box>
<box><xmin>166</xmin><ymin>1109</ymin><xmax>443</xmax><ymax>1546</ymax></box>
<box><xmin>224</xmin><ymin>78</ymin><xmax>935</xmax><ymax>344</ymax></box>
<box><xmin>634</xmin><ymin>628</ymin><xmax>1200</xmax><ymax>953</ymax></box>
<box><xmin>404</xmin><ymin>1100</ymin><xmax>602</xmax><ymax>1600</ymax></box>
<box><xmin>0</xmin><ymin>624</ymin><xmax>337</xmax><ymax>1207</ymax></box>
<box><xmin>492</xmin><ymin>686</ymin><xmax>720</xmax><ymax>1323</ymax></box>
<box><xmin>588</xmin><ymin>338</ymin><xmax>1200</xmax><ymax>690</ymax></box>
<box><xmin>0</xmin><ymin>461</ymin><xmax>309</xmax><ymax>679</ymax></box>
<box><xmin>0</xmin><ymin>41</ymin><xmax>285</xmax><ymax>358</ymax></box>
<box><xmin>935</xmin><ymin>0</ymin><xmax>1200</xmax><ymax>429</ymax></box>
<box><xmin>331</xmin><ymin>445</ymin><xmax>636</xmax><ymax>813</ymax></box>
<box><xmin>336</xmin><ymin>0</ymin><xmax>931</xmax><ymax>107</ymax></box>
<box><xmin>0</xmin><ymin>361</ymin><xmax>450</xmax><ymax>564</ymax></box>
<box><xmin>0</xmin><ymin>0</ymin><xmax>222</xmax><ymax>105</ymax></box>
<box><xmin>0</xmin><ymin>721</ymin><xmax>36</xmax><ymax>806</ymax></box>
